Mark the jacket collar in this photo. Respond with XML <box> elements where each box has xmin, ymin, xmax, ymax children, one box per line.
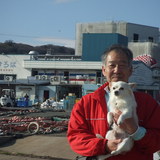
<box><xmin>93</xmin><ymin>82</ymin><xmax>109</xmax><ymax>106</ymax></box>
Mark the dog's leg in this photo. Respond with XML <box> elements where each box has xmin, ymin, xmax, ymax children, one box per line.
<box><xmin>105</xmin><ymin>130</ymin><xmax>114</xmax><ymax>139</ymax></box>
<box><xmin>106</xmin><ymin>129</ymin><xmax>119</xmax><ymax>142</ymax></box>
<box><xmin>117</xmin><ymin>109</ymin><xmax>132</xmax><ymax>125</ymax></box>
<box><xmin>107</xmin><ymin>112</ymin><xmax>114</xmax><ymax>126</ymax></box>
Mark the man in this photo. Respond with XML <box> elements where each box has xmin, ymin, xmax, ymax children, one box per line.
<box><xmin>67</xmin><ymin>45</ymin><xmax>160</xmax><ymax>160</ymax></box>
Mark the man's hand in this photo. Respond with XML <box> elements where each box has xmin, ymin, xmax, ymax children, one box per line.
<box><xmin>113</xmin><ymin>109</ymin><xmax>138</xmax><ymax>134</ymax></box>
<box><xmin>106</xmin><ymin>139</ymin><xmax>122</xmax><ymax>153</ymax></box>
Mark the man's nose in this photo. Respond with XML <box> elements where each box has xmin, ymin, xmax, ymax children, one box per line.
<box><xmin>114</xmin><ymin>65</ymin><xmax>121</xmax><ymax>73</ymax></box>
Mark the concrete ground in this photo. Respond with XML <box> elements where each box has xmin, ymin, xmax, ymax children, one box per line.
<box><xmin>0</xmin><ymin>108</ymin><xmax>78</xmax><ymax>159</ymax></box>
<box><xmin>0</xmin><ymin>134</ymin><xmax>79</xmax><ymax>160</ymax></box>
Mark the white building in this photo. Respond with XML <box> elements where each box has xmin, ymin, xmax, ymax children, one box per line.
<box><xmin>0</xmin><ymin>54</ymin><xmax>103</xmax><ymax>104</ymax></box>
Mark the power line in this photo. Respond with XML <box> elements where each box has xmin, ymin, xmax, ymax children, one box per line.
<box><xmin>0</xmin><ymin>33</ymin><xmax>40</xmax><ymax>39</ymax></box>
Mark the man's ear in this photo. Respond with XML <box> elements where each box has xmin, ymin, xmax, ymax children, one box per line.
<box><xmin>102</xmin><ymin>65</ymin><xmax>106</xmax><ymax>76</ymax></box>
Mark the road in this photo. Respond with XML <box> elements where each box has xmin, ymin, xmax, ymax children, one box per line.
<box><xmin>0</xmin><ymin>134</ymin><xmax>78</xmax><ymax>160</ymax></box>
<box><xmin>0</xmin><ymin>107</ymin><xmax>78</xmax><ymax>160</ymax></box>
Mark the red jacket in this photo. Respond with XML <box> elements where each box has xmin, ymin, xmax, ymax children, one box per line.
<box><xmin>67</xmin><ymin>83</ymin><xmax>160</xmax><ymax>160</ymax></box>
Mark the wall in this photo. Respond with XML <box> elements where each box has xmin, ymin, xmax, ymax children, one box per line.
<box><xmin>128</xmin><ymin>42</ymin><xmax>160</xmax><ymax>65</ymax></box>
<box><xmin>38</xmin><ymin>85</ymin><xmax>56</xmax><ymax>103</ymax></box>
<box><xmin>75</xmin><ymin>21</ymin><xmax>159</xmax><ymax>57</ymax></box>
<box><xmin>82</xmin><ymin>33</ymin><xmax>128</xmax><ymax>61</ymax></box>
<box><xmin>127</xmin><ymin>23</ymin><xmax>159</xmax><ymax>42</ymax></box>
<box><xmin>75</xmin><ymin>22</ymin><xmax>127</xmax><ymax>56</ymax></box>
<box><xmin>0</xmin><ymin>54</ymin><xmax>31</xmax><ymax>79</ymax></box>
<box><xmin>129</xmin><ymin>61</ymin><xmax>153</xmax><ymax>85</ymax></box>
<box><xmin>16</xmin><ymin>85</ymin><xmax>36</xmax><ymax>105</ymax></box>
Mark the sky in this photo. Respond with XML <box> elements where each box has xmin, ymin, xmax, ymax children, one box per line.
<box><xmin>0</xmin><ymin>0</ymin><xmax>160</xmax><ymax>49</ymax></box>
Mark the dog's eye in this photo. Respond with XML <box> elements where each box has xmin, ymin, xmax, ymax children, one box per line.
<box><xmin>120</xmin><ymin>87</ymin><xmax>124</xmax><ymax>90</ymax></box>
<box><xmin>113</xmin><ymin>87</ymin><xmax>116</xmax><ymax>90</ymax></box>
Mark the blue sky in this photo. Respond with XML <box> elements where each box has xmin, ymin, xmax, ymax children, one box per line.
<box><xmin>0</xmin><ymin>0</ymin><xmax>160</xmax><ymax>48</ymax></box>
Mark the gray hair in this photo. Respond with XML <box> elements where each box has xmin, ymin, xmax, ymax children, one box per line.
<box><xmin>101</xmin><ymin>44</ymin><xmax>133</xmax><ymax>66</ymax></box>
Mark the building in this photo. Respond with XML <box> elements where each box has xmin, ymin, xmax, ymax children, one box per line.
<box><xmin>75</xmin><ymin>21</ymin><xmax>160</xmax><ymax>103</ymax></box>
<box><xmin>0</xmin><ymin>54</ymin><xmax>103</xmax><ymax>104</ymax></box>
<box><xmin>76</xmin><ymin>21</ymin><xmax>160</xmax><ymax>58</ymax></box>
<box><xmin>0</xmin><ymin>21</ymin><xmax>160</xmax><ymax>105</ymax></box>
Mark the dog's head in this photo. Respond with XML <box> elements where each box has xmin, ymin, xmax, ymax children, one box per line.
<box><xmin>110</xmin><ymin>81</ymin><xmax>136</xmax><ymax>97</ymax></box>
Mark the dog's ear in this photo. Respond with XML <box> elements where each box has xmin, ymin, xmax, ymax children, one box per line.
<box><xmin>128</xmin><ymin>82</ymin><xmax>136</xmax><ymax>89</ymax></box>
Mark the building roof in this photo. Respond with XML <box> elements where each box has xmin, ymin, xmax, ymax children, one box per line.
<box><xmin>0</xmin><ymin>79</ymin><xmax>50</xmax><ymax>85</ymax></box>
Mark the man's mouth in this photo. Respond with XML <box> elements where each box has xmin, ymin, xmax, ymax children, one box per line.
<box><xmin>112</xmin><ymin>77</ymin><xmax>122</xmax><ymax>81</ymax></box>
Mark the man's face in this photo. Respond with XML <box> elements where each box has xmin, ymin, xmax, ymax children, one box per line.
<box><xmin>102</xmin><ymin>50</ymin><xmax>132</xmax><ymax>86</ymax></box>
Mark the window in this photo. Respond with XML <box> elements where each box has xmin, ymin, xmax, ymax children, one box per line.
<box><xmin>133</xmin><ymin>33</ymin><xmax>139</xmax><ymax>42</ymax></box>
<box><xmin>43</xmin><ymin>90</ymin><xmax>49</xmax><ymax>101</ymax></box>
<box><xmin>148</xmin><ymin>37</ymin><xmax>154</xmax><ymax>42</ymax></box>
<box><xmin>32</xmin><ymin>70</ymin><xmax>38</xmax><ymax>76</ymax></box>
<box><xmin>96</xmin><ymin>71</ymin><xmax>102</xmax><ymax>77</ymax></box>
<box><xmin>64</xmin><ymin>71</ymin><xmax>69</xmax><ymax>80</ymax></box>
<box><xmin>96</xmin><ymin>71</ymin><xmax>102</xmax><ymax>84</ymax></box>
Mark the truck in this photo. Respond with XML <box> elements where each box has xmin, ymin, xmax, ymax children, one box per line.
<box><xmin>0</xmin><ymin>89</ymin><xmax>15</xmax><ymax>107</ymax></box>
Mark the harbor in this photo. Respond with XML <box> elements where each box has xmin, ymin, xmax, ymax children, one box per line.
<box><xmin>0</xmin><ymin>106</ymin><xmax>76</xmax><ymax>160</ymax></box>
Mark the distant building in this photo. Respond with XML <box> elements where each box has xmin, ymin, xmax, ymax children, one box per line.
<box><xmin>0</xmin><ymin>21</ymin><xmax>160</xmax><ymax>105</ymax></box>
<box><xmin>76</xmin><ymin>21</ymin><xmax>160</xmax><ymax>65</ymax></box>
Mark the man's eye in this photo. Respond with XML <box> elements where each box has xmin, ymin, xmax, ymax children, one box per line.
<box><xmin>119</xmin><ymin>64</ymin><xmax>128</xmax><ymax>68</ymax></box>
<box><xmin>109</xmin><ymin>64</ymin><xmax>115</xmax><ymax>68</ymax></box>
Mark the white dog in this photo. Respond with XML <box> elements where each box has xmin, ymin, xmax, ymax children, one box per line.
<box><xmin>97</xmin><ymin>81</ymin><xmax>138</xmax><ymax>160</ymax></box>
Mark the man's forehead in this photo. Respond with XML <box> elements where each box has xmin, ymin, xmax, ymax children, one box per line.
<box><xmin>107</xmin><ymin>51</ymin><xmax>128</xmax><ymax>61</ymax></box>
<box><xmin>107</xmin><ymin>60</ymin><xmax>128</xmax><ymax>64</ymax></box>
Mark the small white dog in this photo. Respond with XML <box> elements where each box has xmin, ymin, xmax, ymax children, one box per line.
<box><xmin>97</xmin><ymin>81</ymin><xmax>138</xmax><ymax>160</ymax></box>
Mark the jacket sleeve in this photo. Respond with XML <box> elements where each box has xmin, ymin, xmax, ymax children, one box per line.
<box><xmin>135</xmin><ymin>92</ymin><xmax>160</xmax><ymax>154</ymax></box>
<box><xmin>67</xmin><ymin>96</ymin><xmax>107</xmax><ymax>156</ymax></box>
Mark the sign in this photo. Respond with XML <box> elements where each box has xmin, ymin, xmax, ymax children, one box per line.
<box><xmin>0</xmin><ymin>61</ymin><xmax>16</xmax><ymax>73</ymax></box>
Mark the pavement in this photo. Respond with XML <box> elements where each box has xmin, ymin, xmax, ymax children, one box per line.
<box><xmin>0</xmin><ymin>134</ymin><xmax>79</xmax><ymax>160</ymax></box>
<box><xmin>0</xmin><ymin>108</ymin><xmax>79</xmax><ymax>160</ymax></box>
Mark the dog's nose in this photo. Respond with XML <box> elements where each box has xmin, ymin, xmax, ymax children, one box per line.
<box><xmin>114</xmin><ymin>91</ymin><xmax>119</xmax><ymax>96</ymax></box>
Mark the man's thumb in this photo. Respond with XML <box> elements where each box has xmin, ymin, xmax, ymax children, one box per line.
<box><xmin>115</xmin><ymin>139</ymin><xmax>122</xmax><ymax>144</ymax></box>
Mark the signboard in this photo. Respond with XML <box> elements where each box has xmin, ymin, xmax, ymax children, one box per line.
<box><xmin>0</xmin><ymin>61</ymin><xmax>16</xmax><ymax>73</ymax></box>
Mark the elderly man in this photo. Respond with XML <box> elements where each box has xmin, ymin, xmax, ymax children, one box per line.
<box><xmin>67</xmin><ymin>45</ymin><xmax>160</xmax><ymax>160</ymax></box>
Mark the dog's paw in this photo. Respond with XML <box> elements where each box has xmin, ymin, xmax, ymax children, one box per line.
<box><xmin>117</xmin><ymin>115</ymin><xmax>125</xmax><ymax>125</ymax></box>
<box><xmin>107</xmin><ymin>112</ymin><xmax>114</xmax><ymax>125</ymax></box>
<box><xmin>111</xmin><ymin>150</ymin><xmax>120</xmax><ymax>155</ymax></box>
<box><xmin>108</xmin><ymin>119</ymin><xmax>113</xmax><ymax>126</ymax></box>
<box><xmin>117</xmin><ymin>119</ymin><xmax>123</xmax><ymax>125</ymax></box>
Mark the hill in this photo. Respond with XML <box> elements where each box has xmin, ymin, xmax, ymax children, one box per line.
<box><xmin>0</xmin><ymin>40</ymin><xmax>75</xmax><ymax>55</ymax></box>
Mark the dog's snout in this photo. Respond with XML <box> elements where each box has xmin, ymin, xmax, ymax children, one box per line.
<box><xmin>114</xmin><ymin>91</ymin><xmax>119</xmax><ymax>96</ymax></box>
